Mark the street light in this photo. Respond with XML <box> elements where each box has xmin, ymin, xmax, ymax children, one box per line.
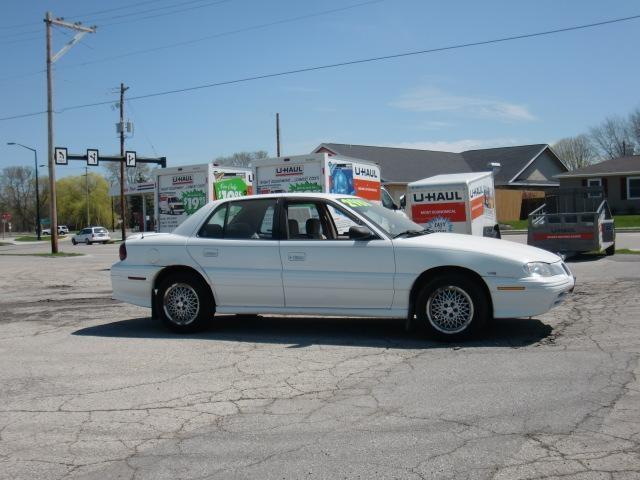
<box><xmin>7</xmin><ymin>142</ymin><xmax>42</xmax><ymax>240</ymax></box>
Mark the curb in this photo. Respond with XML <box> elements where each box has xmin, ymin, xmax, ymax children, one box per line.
<box><xmin>501</xmin><ymin>228</ymin><xmax>640</xmax><ymax>236</ymax></box>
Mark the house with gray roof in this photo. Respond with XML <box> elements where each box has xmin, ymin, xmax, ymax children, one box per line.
<box><xmin>313</xmin><ymin>143</ymin><xmax>568</xmax><ymax>221</ymax></box>
<box><xmin>556</xmin><ymin>155</ymin><xmax>640</xmax><ymax>214</ymax></box>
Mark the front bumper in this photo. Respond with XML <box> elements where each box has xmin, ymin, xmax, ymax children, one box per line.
<box><xmin>486</xmin><ymin>273</ymin><xmax>576</xmax><ymax>318</ymax></box>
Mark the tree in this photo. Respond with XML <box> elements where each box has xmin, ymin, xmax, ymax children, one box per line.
<box><xmin>0</xmin><ymin>166</ymin><xmax>36</xmax><ymax>232</ymax></box>
<box><xmin>552</xmin><ymin>135</ymin><xmax>596</xmax><ymax>170</ymax></box>
<box><xmin>589</xmin><ymin>116</ymin><xmax>635</xmax><ymax>159</ymax></box>
<box><xmin>56</xmin><ymin>173</ymin><xmax>114</xmax><ymax>229</ymax></box>
<box><xmin>628</xmin><ymin>108</ymin><xmax>640</xmax><ymax>148</ymax></box>
<box><xmin>213</xmin><ymin>150</ymin><xmax>268</xmax><ymax>167</ymax></box>
<box><xmin>103</xmin><ymin>162</ymin><xmax>152</xmax><ymax>188</ymax></box>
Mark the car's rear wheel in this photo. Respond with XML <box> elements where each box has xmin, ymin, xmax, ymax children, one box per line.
<box><xmin>416</xmin><ymin>273</ymin><xmax>489</xmax><ymax>341</ymax></box>
<box><xmin>605</xmin><ymin>243</ymin><xmax>615</xmax><ymax>256</ymax></box>
<box><xmin>85</xmin><ymin>238</ymin><xmax>91</xmax><ymax>245</ymax></box>
<box><xmin>156</xmin><ymin>272</ymin><xmax>214</xmax><ymax>333</ymax></box>
<box><xmin>72</xmin><ymin>239</ymin><xmax>77</xmax><ymax>245</ymax></box>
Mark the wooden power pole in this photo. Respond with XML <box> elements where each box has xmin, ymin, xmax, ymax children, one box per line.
<box><xmin>276</xmin><ymin>113</ymin><xmax>281</xmax><ymax>157</ymax></box>
<box><xmin>45</xmin><ymin>12</ymin><xmax>95</xmax><ymax>253</ymax></box>
<box><xmin>119</xmin><ymin>83</ymin><xmax>129</xmax><ymax>242</ymax></box>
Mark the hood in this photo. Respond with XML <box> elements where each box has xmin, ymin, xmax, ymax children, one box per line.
<box><xmin>396</xmin><ymin>233</ymin><xmax>561</xmax><ymax>264</ymax></box>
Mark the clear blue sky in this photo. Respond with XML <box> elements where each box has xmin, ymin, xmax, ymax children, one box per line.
<box><xmin>1</xmin><ymin>0</ymin><xmax>639</xmax><ymax>178</ymax></box>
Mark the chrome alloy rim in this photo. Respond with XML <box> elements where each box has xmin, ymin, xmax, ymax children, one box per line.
<box><xmin>163</xmin><ymin>283</ymin><xmax>200</xmax><ymax>325</ymax></box>
<box><xmin>426</xmin><ymin>286</ymin><xmax>474</xmax><ymax>334</ymax></box>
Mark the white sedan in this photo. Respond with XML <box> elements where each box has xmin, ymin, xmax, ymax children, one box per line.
<box><xmin>111</xmin><ymin>193</ymin><xmax>575</xmax><ymax>340</ymax></box>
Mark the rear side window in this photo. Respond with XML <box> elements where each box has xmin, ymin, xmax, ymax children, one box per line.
<box><xmin>199</xmin><ymin>199</ymin><xmax>276</xmax><ymax>239</ymax></box>
<box><xmin>94</xmin><ymin>228</ymin><xmax>107</xmax><ymax>233</ymax></box>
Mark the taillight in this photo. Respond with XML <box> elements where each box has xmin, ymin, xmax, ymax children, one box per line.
<box><xmin>119</xmin><ymin>242</ymin><xmax>127</xmax><ymax>261</ymax></box>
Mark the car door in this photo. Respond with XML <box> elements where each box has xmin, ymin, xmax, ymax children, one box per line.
<box><xmin>186</xmin><ymin>198</ymin><xmax>284</xmax><ymax>308</ymax></box>
<box><xmin>279</xmin><ymin>199</ymin><xmax>395</xmax><ymax>309</ymax></box>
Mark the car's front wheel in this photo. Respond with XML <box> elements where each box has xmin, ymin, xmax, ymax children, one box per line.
<box><xmin>71</xmin><ymin>239</ymin><xmax>77</xmax><ymax>245</ymax></box>
<box><xmin>156</xmin><ymin>272</ymin><xmax>214</xmax><ymax>333</ymax></box>
<box><xmin>416</xmin><ymin>273</ymin><xmax>489</xmax><ymax>340</ymax></box>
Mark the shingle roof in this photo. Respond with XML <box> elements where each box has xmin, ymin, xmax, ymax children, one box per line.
<box><xmin>461</xmin><ymin>144</ymin><xmax>547</xmax><ymax>185</ymax></box>
<box><xmin>315</xmin><ymin>142</ymin><xmax>559</xmax><ymax>186</ymax></box>
<box><xmin>556</xmin><ymin>155</ymin><xmax>640</xmax><ymax>177</ymax></box>
<box><xmin>316</xmin><ymin>143</ymin><xmax>470</xmax><ymax>183</ymax></box>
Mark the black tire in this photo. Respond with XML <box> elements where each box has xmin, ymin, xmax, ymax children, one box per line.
<box><xmin>72</xmin><ymin>239</ymin><xmax>77</xmax><ymax>245</ymax></box>
<box><xmin>85</xmin><ymin>238</ymin><xmax>91</xmax><ymax>245</ymax></box>
<box><xmin>415</xmin><ymin>273</ymin><xmax>489</xmax><ymax>341</ymax></box>
<box><xmin>605</xmin><ymin>243</ymin><xmax>615</xmax><ymax>256</ymax></box>
<box><xmin>155</xmin><ymin>272</ymin><xmax>214</xmax><ymax>333</ymax></box>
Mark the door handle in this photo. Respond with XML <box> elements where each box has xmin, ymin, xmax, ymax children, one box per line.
<box><xmin>288</xmin><ymin>252</ymin><xmax>306</xmax><ymax>261</ymax></box>
<box><xmin>203</xmin><ymin>248</ymin><xmax>219</xmax><ymax>257</ymax></box>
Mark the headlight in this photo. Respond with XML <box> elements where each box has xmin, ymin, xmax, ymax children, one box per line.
<box><xmin>524</xmin><ymin>262</ymin><xmax>565</xmax><ymax>277</ymax></box>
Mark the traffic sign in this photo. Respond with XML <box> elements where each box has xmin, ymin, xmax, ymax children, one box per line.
<box><xmin>1</xmin><ymin>212</ymin><xmax>11</xmax><ymax>221</ymax></box>
<box><xmin>54</xmin><ymin>147</ymin><xmax>68</xmax><ymax>165</ymax></box>
<box><xmin>125</xmin><ymin>151</ymin><xmax>136</xmax><ymax>168</ymax></box>
<box><xmin>87</xmin><ymin>149</ymin><xmax>99</xmax><ymax>166</ymax></box>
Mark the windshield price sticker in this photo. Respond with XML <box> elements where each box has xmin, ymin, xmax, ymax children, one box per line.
<box><xmin>339</xmin><ymin>198</ymin><xmax>370</xmax><ymax>208</ymax></box>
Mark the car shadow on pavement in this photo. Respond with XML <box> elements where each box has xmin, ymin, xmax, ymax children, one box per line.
<box><xmin>73</xmin><ymin>315</ymin><xmax>552</xmax><ymax>349</ymax></box>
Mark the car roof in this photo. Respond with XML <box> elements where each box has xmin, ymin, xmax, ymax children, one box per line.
<box><xmin>218</xmin><ymin>193</ymin><xmax>358</xmax><ymax>202</ymax></box>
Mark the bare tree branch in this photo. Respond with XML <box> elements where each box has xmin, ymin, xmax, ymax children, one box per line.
<box><xmin>552</xmin><ymin>135</ymin><xmax>596</xmax><ymax>170</ymax></box>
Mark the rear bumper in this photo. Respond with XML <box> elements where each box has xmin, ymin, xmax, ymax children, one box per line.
<box><xmin>486</xmin><ymin>274</ymin><xmax>575</xmax><ymax>318</ymax></box>
<box><xmin>110</xmin><ymin>262</ymin><xmax>160</xmax><ymax>308</ymax></box>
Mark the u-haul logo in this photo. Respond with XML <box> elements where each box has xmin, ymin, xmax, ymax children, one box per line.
<box><xmin>172</xmin><ymin>175</ymin><xmax>193</xmax><ymax>185</ymax></box>
<box><xmin>413</xmin><ymin>191</ymin><xmax>463</xmax><ymax>202</ymax></box>
<box><xmin>470</xmin><ymin>186</ymin><xmax>484</xmax><ymax>198</ymax></box>
<box><xmin>354</xmin><ymin>166</ymin><xmax>379</xmax><ymax>179</ymax></box>
<box><xmin>276</xmin><ymin>166</ymin><xmax>303</xmax><ymax>176</ymax></box>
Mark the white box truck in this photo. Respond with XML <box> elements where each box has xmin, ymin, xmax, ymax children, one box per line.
<box><xmin>154</xmin><ymin>164</ymin><xmax>253</xmax><ymax>232</ymax></box>
<box><xmin>406</xmin><ymin>172</ymin><xmax>499</xmax><ymax>237</ymax></box>
<box><xmin>252</xmin><ymin>153</ymin><xmax>382</xmax><ymax>202</ymax></box>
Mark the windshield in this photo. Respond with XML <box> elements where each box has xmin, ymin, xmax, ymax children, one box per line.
<box><xmin>337</xmin><ymin>197</ymin><xmax>424</xmax><ymax>238</ymax></box>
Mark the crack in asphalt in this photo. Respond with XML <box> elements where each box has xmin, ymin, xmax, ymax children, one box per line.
<box><xmin>0</xmin><ymin>261</ymin><xmax>638</xmax><ymax>479</ymax></box>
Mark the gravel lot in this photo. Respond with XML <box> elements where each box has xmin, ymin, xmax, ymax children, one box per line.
<box><xmin>0</xmin><ymin>240</ymin><xmax>639</xmax><ymax>479</ymax></box>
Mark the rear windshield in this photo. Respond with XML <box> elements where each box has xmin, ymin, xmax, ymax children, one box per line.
<box><xmin>94</xmin><ymin>228</ymin><xmax>107</xmax><ymax>233</ymax></box>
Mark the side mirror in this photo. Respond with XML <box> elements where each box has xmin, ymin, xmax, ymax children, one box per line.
<box><xmin>348</xmin><ymin>225</ymin><xmax>374</xmax><ymax>241</ymax></box>
<box><xmin>399</xmin><ymin>195</ymin><xmax>406</xmax><ymax>209</ymax></box>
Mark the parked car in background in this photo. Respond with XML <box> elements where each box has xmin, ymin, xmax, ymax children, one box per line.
<box><xmin>111</xmin><ymin>193</ymin><xmax>575</xmax><ymax>340</ymax></box>
<box><xmin>72</xmin><ymin>226</ymin><xmax>111</xmax><ymax>245</ymax></box>
<box><xmin>41</xmin><ymin>225</ymin><xmax>70</xmax><ymax>235</ymax></box>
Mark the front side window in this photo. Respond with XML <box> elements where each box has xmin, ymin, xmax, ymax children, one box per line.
<box><xmin>199</xmin><ymin>199</ymin><xmax>276</xmax><ymax>239</ymax></box>
<box><xmin>628</xmin><ymin>177</ymin><xmax>640</xmax><ymax>199</ymax></box>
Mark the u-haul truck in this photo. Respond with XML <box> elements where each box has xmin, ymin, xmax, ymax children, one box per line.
<box><xmin>154</xmin><ymin>163</ymin><xmax>253</xmax><ymax>233</ymax></box>
<box><xmin>252</xmin><ymin>153</ymin><xmax>381</xmax><ymax>202</ymax></box>
<box><xmin>406</xmin><ymin>172</ymin><xmax>499</xmax><ymax>237</ymax></box>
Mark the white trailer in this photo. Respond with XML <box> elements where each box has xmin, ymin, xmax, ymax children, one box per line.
<box><xmin>252</xmin><ymin>153</ymin><xmax>382</xmax><ymax>202</ymax></box>
<box><xmin>154</xmin><ymin>164</ymin><xmax>253</xmax><ymax>233</ymax></box>
<box><xmin>406</xmin><ymin>172</ymin><xmax>499</xmax><ymax>237</ymax></box>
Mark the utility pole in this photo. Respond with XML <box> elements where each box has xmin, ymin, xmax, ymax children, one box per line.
<box><xmin>276</xmin><ymin>113</ymin><xmax>281</xmax><ymax>157</ymax></box>
<box><xmin>85</xmin><ymin>167</ymin><xmax>90</xmax><ymax>226</ymax></box>
<box><xmin>45</xmin><ymin>12</ymin><xmax>96</xmax><ymax>253</ymax></box>
<box><xmin>119</xmin><ymin>83</ymin><xmax>129</xmax><ymax>242</ymax></box>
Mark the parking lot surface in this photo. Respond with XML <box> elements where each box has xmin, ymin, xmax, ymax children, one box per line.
<box><xmin>0</xmin><ymin>240</ymin><xmax>639</xmax><ymax>479</ymax></box>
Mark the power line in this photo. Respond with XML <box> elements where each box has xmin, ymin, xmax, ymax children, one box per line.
<box><xmin>61</xmin><ymin>0</ymin><xmax>387</xmax><ymax>71</ymax></box>
<box><xmin>0</xmin><ymin>0</ymin><xmax>195</xmax><ymax>31</ymax></box>
<box><xmin>2</xmin><ymin>12</ymin><xmax>639</xmax><ymax>122</ymax></box>
<box><xmin>0</xmin><ymin>0</ymin><xmax>386</xmax><ymax>80</ymax></box>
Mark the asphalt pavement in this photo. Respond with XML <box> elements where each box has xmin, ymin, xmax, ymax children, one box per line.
<box><xmin>0</xmin><ymin>240</ymin><xmax>639</xmax><ymax>479</ymax></box>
